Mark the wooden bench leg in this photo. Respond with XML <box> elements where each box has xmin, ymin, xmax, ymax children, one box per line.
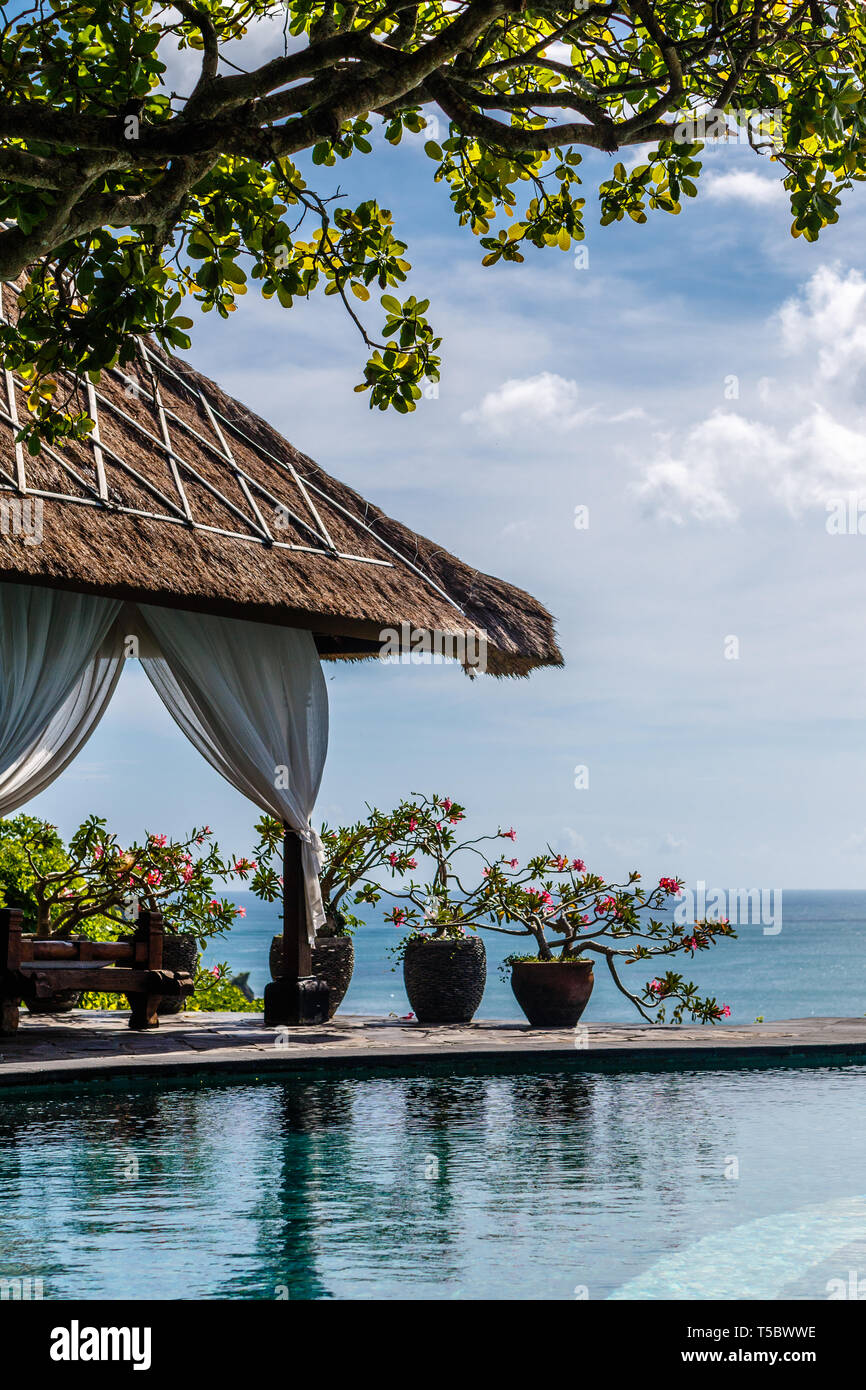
<box><xmin>127</xmin><ymin>993</ymin><xmax>160</xmax><ymax>1030</ymax></box>
<box><xmin>0</xmin><ymin>998</ymin><xmax>20</xmax><ymax>1034</ymax></box>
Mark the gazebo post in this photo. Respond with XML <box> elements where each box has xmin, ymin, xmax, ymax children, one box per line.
<box><xmin>263</xmin><ymin>830</ymin><xmax>329</xmax><ymax>1026</ymax></box>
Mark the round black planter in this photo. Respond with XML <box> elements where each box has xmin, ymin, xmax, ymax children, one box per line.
<box><xmin>403</xmin><ymin>936</ymin><xmax>486</xmax><ymax>1024</ymax></box>
<box><xmin>510</xmin><ymin>959</ymin><xmax>594</xmax><ymax>1028</ymax></box>
<box><xmin>269</xmin><ymin>933</ymin><xmax>355</xmax><ymax>1019</ymax></box>
<box><xmin>158</xmin><ymin>933</ymin><xmax>199</xmax><ymax>1015</ymax></box>
<box><xmin>26</xmin><ymin>989</ymin><xmax>80</xmax><ymax>1015</ymax></box>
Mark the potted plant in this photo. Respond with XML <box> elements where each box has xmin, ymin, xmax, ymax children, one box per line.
<box><xmin>0</xmin><ymin>814</ymin><xmax>245</xmax><ymax>1015</ymax></box>
<box><xmin>381</xmin><ymin>794</ymin><xmax>527</xmax><ymax>1024</ymax></box>
<box><xmin>250</xmin><ymin>803</ymin><xmax>425</xmax><ymax>1018</ymax></box>
<box><xmin>482</xmin><ymin>854</ymin><xmax>736</xmax><ymax>1027</ymax></box>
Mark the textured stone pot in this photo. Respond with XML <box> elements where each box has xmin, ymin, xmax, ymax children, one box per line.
<box><xmin>157</xmin><ymin>933</ymin><xmax>199</xmax><ymax>1015</ymax></box>
<box><xmin>403</xmin><ymin>936</ymin><xmax>486</xmax><ymax>1024</ymax></box>
<box><xmin>510</xmin><ymin>959</ymin><xmax>594</xmax><ymax>1028</ymax></box>
<box><xmin>269</xmin><ymin>934</ymin><xmax>354</xmax><ymax>1020</ymax></box>
<box><xmin>25</xmin><ymin>988</ymin><xmax>81</xmax><ymax>1014</ymax></box>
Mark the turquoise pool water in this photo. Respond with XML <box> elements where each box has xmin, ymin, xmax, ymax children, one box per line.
<box><xmin>2</xmin><ymin>1063</ymin><xmax>865</xmax><ymax>1300</ymax></box>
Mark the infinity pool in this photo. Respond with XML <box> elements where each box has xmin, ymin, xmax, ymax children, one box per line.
<box><xmin>1</xmin><ymin>1064</ymin><xmax>864</xmax><ymax>1299</ymax></box>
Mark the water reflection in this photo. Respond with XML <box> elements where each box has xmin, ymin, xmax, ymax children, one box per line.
<box><xmin>0</xmin><ymin>1065</ymin><xmax>863</xmax><ymax>1299</ymax></box>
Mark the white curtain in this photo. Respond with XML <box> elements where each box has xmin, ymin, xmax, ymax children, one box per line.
<box><xmin>137</xmin><ymin>605</ymin><xmax>329</xmax><ymax>944</ymax></box>
<box><xmin>0</xmin><ymin>583</ymin><xmax>330</xmax><ymax>944</ymax></box>
<box><xmin>0</xmin><ymin>585</ymin><xmax>123</xmax><ymax>816</ymax></box>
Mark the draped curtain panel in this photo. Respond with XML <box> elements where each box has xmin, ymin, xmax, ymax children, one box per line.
<box><xmin>137</xmin><ymin>605</ymin><xmax>329</xmax><ymax>944</ymax></box>
<box><xmin>0</xmin><ymin>583</ymin><xmax>329</xmax><ymax>942</ymax></box>
<box><xmin>0</xmin><ymin>585</ymin><xmax>123</xmax><ymax>816</ymax></box>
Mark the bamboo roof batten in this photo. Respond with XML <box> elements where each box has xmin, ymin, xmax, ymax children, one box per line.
<box><xmin>0</xmin><ymin>276</ymin><xmax>563</xmax><ymax>676</ymax></box>
<box><xmin>0</xmin><ymin>297</ymin><xmax>26</xmax><ymax>496</ymax></box>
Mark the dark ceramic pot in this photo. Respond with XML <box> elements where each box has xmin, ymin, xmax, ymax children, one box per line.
<box><xmin>25</xmin><ymin>989</ymin><xmax>80</xmax><ymax>1014</ymax></box>
<box><xmin>269</xmin><ymin>933</ymin><xmax>354</xmax><ymax>1020</ymax></box>
<box><xmin>510</xmin><ymin>959</ymin><xmax>594</xmax><ymax>1028</ymax></box>
<box><xmin>403</xmin><ymin>936</ymin><xmax>486</xmax><ymax>1024</ymax></box>
<box><xmin>157</xmin><ymin>933</ymin><xmax>199</xmax><ymax>1015</ymax></box>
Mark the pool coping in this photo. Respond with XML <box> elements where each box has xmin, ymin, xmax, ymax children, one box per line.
<box><xmin>2</xmin><ymin>1012</ymin><xmax>866</xmax><ymax>1090</ymax></box>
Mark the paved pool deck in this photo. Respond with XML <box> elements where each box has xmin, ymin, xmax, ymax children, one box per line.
<box><xmin>1</xmin><ymin>1011</ymin><xmax>866</xmax><ymax>1089</ymax></box>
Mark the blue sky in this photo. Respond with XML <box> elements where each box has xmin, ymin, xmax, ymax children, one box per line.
<box><xmin>26</xmin><ymin>22</ymin><xmax>866</xmax><ymax>890</ymax></box>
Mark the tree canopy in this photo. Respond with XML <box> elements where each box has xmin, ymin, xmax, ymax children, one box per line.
<box><xmin>0</xmin><ymin>0</ymin><xmax>864</xmax><ymax>442</ymax></box>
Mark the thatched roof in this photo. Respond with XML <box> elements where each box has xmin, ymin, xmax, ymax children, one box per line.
<box><xmin>0</xmin><ymin>284</ymin><xmax>562</xmax><ymax>677</ymax></box>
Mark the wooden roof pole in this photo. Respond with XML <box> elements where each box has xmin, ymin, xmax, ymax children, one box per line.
<box><xmin>263</xmin><ymin>831</ymin><xmax>329</xmax><ymax>1026</ymax></box>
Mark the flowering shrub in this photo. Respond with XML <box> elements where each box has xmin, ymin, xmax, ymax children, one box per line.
<box><xmin>0</xmin><ymin>814</ymin><xmax>245</xmax><ymax>946</ymax></box>
<box><xmin>484</xmin><ymin>858</ymin><xmax>736</xmax><ymax>1023</ymax></box>
<box><xmin>248</xmin><ymin>803</ymin><xmax>426</xmax><ymax>935</ymax></box>
<box><xmin>375</xmin><ymin>798</ymin><xmax>734</xmax><ymax>1023</ymax></box>
<box><xmin>375</xmin><ymin>793</ymin><xmax>525</xmax><ymax>960</ymax></box>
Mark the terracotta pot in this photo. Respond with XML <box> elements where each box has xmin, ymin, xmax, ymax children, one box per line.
<box><xmin>403</xmin><ymin>936</ymin><xmax>486</xmax><ymax>1024</ymax></box>
<box><xmin>269</xmin><ymin>934</ymin><xmax>354</xmax><ymax>1020</ymax></box>
<box><xmin>157</xmin><ymin>934</ymin><xmax>199</xmax><ymax>1015</ymax></box>
<box><xmin>510</xmin><ymin>959</ymin><xmax>594</xmax><ymax>1028</ymax></box>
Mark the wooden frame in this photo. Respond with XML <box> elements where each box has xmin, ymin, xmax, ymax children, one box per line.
<box><xmin>0</xmin><ymin>906</ymin><xmax>194</xmax><ymax>1034</ymax></box>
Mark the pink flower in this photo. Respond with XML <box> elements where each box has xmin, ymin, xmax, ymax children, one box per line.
<box><xmin>392</xmin><ymin>909</ymin><xmax>406</xmax><ymax>927</ymax></box>
<box><xmin>388</xmin><ymin>852</ymin><xmax>399</xmax><ymax>866</ymax></box>
<box><xmin>93</xmin><ymin>845</ymin><xmax>103</xmax><ymax>859</ymax></box>
<box><xmin>449</xmin><ymin>815</ymin><xmax>461</xmax><ymax>824</ymax></box>
<box><xmin>442</xmin><ymin>798</ymin><xmax>453</xmax><ymax>812</ymax></box>
<box><xmin>146</xmin><ymin>869</ymin><xmax>162</xmax><ymax>887</ymax></box>
<box><xmin>211</xmin><ymin>965</ymin><xmax>220</xmax><ymax>978</ymax></box>
<box><xmin>181</xmin><ymin>865</ymin><xmax>194</xmax><ymax>883</ymax></box>
<box><xmin>572</xmin><ymin>858</ymin><xmax>586</xmax><ymax>873</ymax></box>
<box><xmin>401</xmin><ymin>1013</ymin><xmax>415</xmax><ymax>1020</ymax></box>
<box><xmin>235</xmin><ymin>905</ymin><xmax>246</xmax><ymax>918</ymax></box>
<box><xmin>649</xmin><ymin>979</ymin><xmax>663</xmax><ymax>994</ymax></box>
<box><xmin>506</xmin><ymin>858</ymin><xmax>518</xmax><ymax>868</ymax></box>
<box><xmin>209</xmin><ymin>899</ymin><xmax>219</xmax><ymax>913</ymax></box>
<box><xmin>407</xmin><ymin>857</ymin><xmax>417</xmax><ymax>869</ymax></box>
<box><xmin>551</xmin><ymin>855</ymin><xmax>569</xmax><ymax>871</ymax></box>
<box><xmin>659</xmin><ymin>876</ymin><xmax>681</xmax><ymax>896</ymax></box>
<box><xmin>502</xmin><ymin>827</ymin><xmax>517</xmax><ymax>841</ymax></box>
<box><xmin>408</xmin><ymin>818</ymin><xmax>417</xmax><ymax>833</ymax></box>
<box><xmin>151</xmin><ymin>834</ymin><xmax>167</xmax><ymax>848</ymax></box>
<box><xmin>721</xmin><ymin>1004</ymin><xmax>731</xmax><ymax>1018</ymax></box>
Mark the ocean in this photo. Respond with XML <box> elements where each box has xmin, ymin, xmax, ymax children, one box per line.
<box><xmin>202</xmin><ymin>889</ymin><xmax>866</xmax><ymax>1024</ymax></box>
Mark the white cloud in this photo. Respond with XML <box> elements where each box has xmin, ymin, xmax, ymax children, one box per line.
<box><xmin>635</xmin><ymin>265</ymin><xmax>866</xmax><ymax>522</ymax></box>
<box><xmin>777</xmin><ymin>263</ymin><xmax>866</xmax><ymax>384</ymax></box>
<box><xmin>703</xmin><ymin>170</ymin><xmax>783</xmax><ymax>206</ymax></box>
<box><xmin>462</xmin><ymin>370</ymin><xmax>647</xmax><ymax>437</ymax></box>
<box><xmin>462</xmin><ymin>371</ymin><xmax>592</xmax><ymax>434</ymax></box>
